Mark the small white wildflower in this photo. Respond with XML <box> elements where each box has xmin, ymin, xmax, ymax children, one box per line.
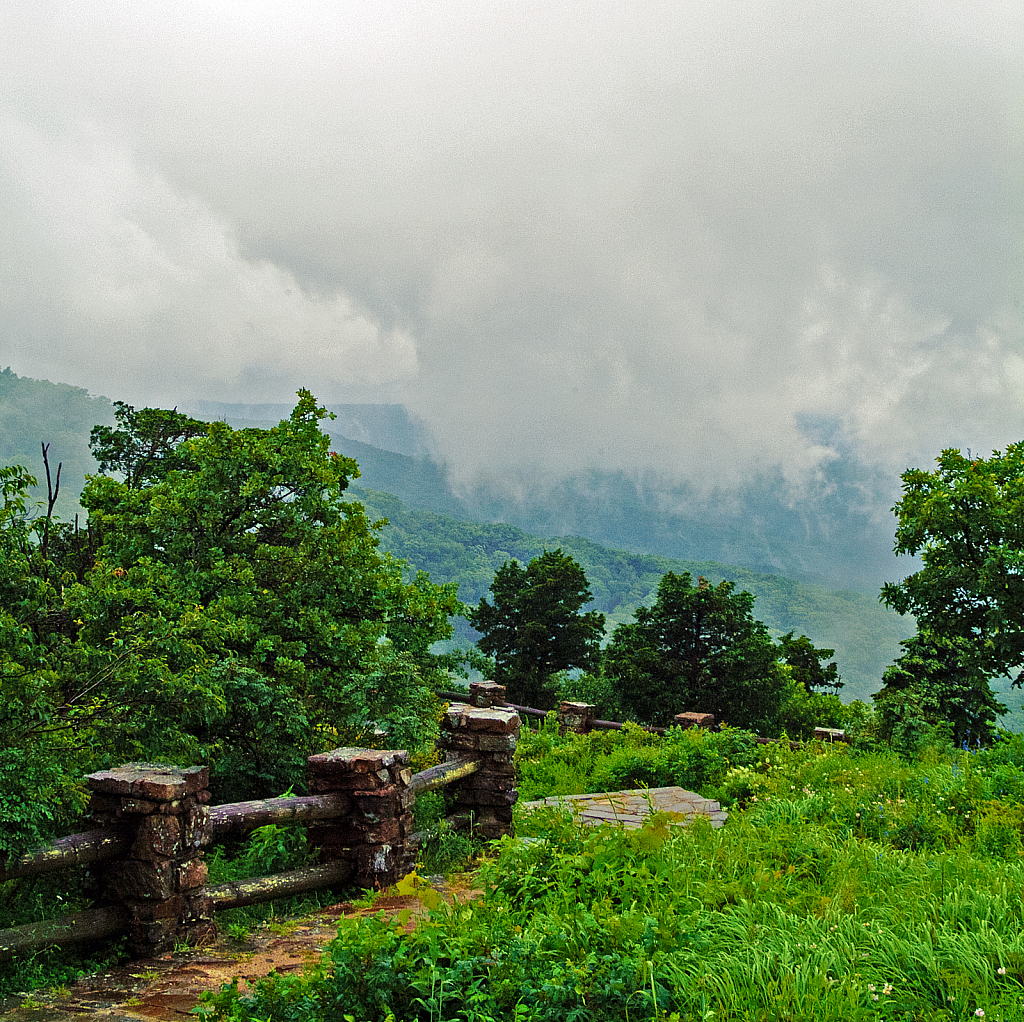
<box><xmin>975</xmin><ymin>1010</ymin><xmax>985</xmax><ymax>1018</ymax></box>
<box><xmin>998</xmin><ymin>967</ymin><xmax>1007</xmax><ymax>976</ymax></box>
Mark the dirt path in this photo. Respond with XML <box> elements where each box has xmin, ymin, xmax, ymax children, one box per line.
<box><xmin>0</xmin><ymin>875</ymin><xmax>481</xmax><ymax>1021</ymax></box>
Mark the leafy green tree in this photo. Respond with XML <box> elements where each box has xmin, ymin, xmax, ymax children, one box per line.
<box><xmin>71</xmin><ymin>391</ymin><xmax>460</xmax><ymax>799</ymax></box>
<box><xmin>873</xmin><ymin>632</ymin><xmax>1006</xmax><ymax>752</ymax></box>
<box><xmin>777</xmin><ymin>631</ymin><xmax>841</xmax><ymax>695</ymax></box>
<box><xmin>468</xmin><ymin>549</ymin><xmax>605</xmax><ymax>708</ymax></box>
<box><xmin>0</xmin><ymin>393</ymin><xmax>462</xmax><ymax>845</ymax></box>
<box><xmin>881</xmin><ymin>444</ymin><xmax>1024</xmax><ymax>680</ymax></box>
<box><xmin>602</xmin><ymin>573</ymin><xmax>785</xmax><ymax>731</ymax></box>
<box><xmin>88</xmin><ymin>402</ymin><xmax>207</xmax><ymax>487</ymax></box>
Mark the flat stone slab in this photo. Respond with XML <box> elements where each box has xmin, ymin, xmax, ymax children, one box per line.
<box><xmin>520</xmin><ymin>786</ymin><xmax>728</xmax><ymax>829</ymax></box>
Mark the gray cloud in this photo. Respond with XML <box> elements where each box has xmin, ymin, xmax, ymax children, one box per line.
<box><xmin>1</xmin><ymin>0</ymin><xmax>1021</xmax><ymax>491</ymax></box>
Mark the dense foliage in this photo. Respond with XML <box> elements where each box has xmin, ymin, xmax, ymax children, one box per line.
<box><xmin>0</xmin><ymin>394</ymin><xmax>460</xmax><ymax>857</ymax></box>
<box><xmin>202</xmin><ymin>729</ymin><xmax>1024</xmax><ymax>1022</ymax></box>
<box><xmin>873</xmin><ymin>632</ymin><xmax>1007</xmax><ymax>754</ymax></box>
<box><xmin>602</xmin><ymin>573</ymin><xmax>787</xmax><ymax>730</ymax></box>
<box><xmin>468</xmin><ymin>549</ymin><xmax>605</xmax><ymax>707</ymax></box>
<box><xmin>882</xmin><ymin>445</ymin><xmax>1024</xmax><ymax>680</ymax></box>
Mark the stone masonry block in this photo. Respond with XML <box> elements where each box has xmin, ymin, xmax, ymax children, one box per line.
<box><xmin>129</xmin><ymin>895</ymin><xmax>184</xmax><ymax>922</ymax></box>
<box><xmin>182</xmin><ymin>804</ymin><xmax>212</xmax><ymax>851</ymax></box>
<box><xmin>455</xmin><ymin>787</ymin><xmax>518</xmax><ymax>808</ymax></box>
<box><xmin>353</xmin><ymin>817</ymin><xmax>401</xmax><ymax>845</ymax></box>
<box><xmin>354</xmin><ymin>842</ymin><xmax>396</xmax><ymax>874</ymax></box>
<box><xmin>132</xmin><ymin>815</ymin><xmax>181</xmax><ymax>860</ymax></box>
<box><xmin>476</xmin><ymin>733</ymin><xmax>518</xmax><ymax>753</ymax></box>
<box><xmin>469</xmin><ymin>681</ymin><xmax>507</xmax><ymax>707</ymax></box>
<box><xmin>86</xmin><ymin>763</ymin><xmax>209</xmax><ymax>802</ymax></box>
<box><xmin>177</xmin><ymin>857</ymin><xmax>208</xmax><ymax>891</ymax></box>
<box><xmin>352</xmin><ymin>787</ymin><xmax>402</xmax><ymax>820</ymax></box>
<box><xmin>466</xmin><ymin>709</ymin><xmax>520</xmax><ymax>734</ymax></box>
<box><xmin>674</xmin><ymin>712</ymin><xmax>716</xmax><ymax>730</ymax></box>
<box><xmin>439</xmin><ymin>731</ymin><xmax>479</xmax><ymax>751</ymax></box>
<box><xmin>104</xmin><ymin>858</ymin><xmax>176</xmax><ymax>901</ymax></box>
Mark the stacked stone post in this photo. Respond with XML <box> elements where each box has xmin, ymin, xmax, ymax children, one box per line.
<box><xmin>674</xmin><ymin>711</ymin><xmax>716</xmax><ymax>730</ymax></box>
<box><xmin>557</xmin><ymin>701</ymin><xmax>596</xmax><ymax>734</ymax></box>
<box><xmin>85</xmin><ymin>763</ymin><xmax>213</xmax><ymax>954</ymax></box>
<box><xmin>306</xmin><ymin>748</ymin><xmax>414</xmax><ymax>889</ymax></box>
<box><xmin>441</xmin><ymin>683</ymin><xmax>520</xmax><ymax>840</ymax></box>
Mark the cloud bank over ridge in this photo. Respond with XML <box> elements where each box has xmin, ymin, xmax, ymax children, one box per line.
<box><xmin>1</xmin><ymin>0</ymin><xmax>1022</xmax><ymax>493</ymax></box>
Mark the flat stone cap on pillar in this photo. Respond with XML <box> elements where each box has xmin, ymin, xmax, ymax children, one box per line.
<box><xmin>307</xmin><ymin>747</ymin><xmax>411</xmax><ymax>778</ymax></box>
<box><xmin>443</xmin><ymin>703</ymin><xmax>521</xmax><ymax>734</ymax></box>
<box><xmin>469</xmin><ymin>681</ymin><xmax>507</xmax><ymax>708</ymax></box>
<box><xmin>85</xmin><ymin>763</ymin><xmax>209</xmax><ymax>801</ymax></box>
<box><xmin>674</xmin><ymin>712</ymin><xmax>716</xmax><ymax>730</ymax></box>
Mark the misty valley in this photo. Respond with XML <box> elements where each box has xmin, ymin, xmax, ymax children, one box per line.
<box><xmin>2</xmin><ymin>369</ymin><xmax>1024</xmax><ymax>1021</ymax></box>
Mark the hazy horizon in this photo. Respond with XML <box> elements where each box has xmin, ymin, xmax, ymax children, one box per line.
<box><xmin>2</xmin><ymin>0</ymin><xmax>1022</xmax><ymax>504</ymax></box>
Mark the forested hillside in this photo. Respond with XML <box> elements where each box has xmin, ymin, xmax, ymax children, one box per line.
<box><xmin>0</xmin><ymin>368</ymin><xmax>113</xmax><ymax>520</ymax></box>
<box><xmin>0</xmin><ymin>372</ymin><xmax>929</xmax><ymax>704</ymax></box>
<box><xmin>351</xmin><ymin>487</ymin><xmax>916</xmax><ymax>703</ymax></box>
<box><xmin>186</xmin><ymin>400</ymin><xmax>903</xmax><ymax>593</ymax></box>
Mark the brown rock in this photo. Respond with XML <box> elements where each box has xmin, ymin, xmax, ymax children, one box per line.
<box><xmin>132</xmin><ymin>815</ymin><xmax>181</xmax><ymax>859</ymax></box>
<box><xmin>177</xmin><ymin>857</ymin><xmax>208</xmax><ymax>891</ymax></box>
<box><xmin>307</xmin><ymin>747</ymin><xmax>410</xmax><ymax>778</ymax></box>
<box><xmin>182</xmin><ymin>805</ymin><xmax>212</xmax><ymax>850</ymax></box>
<box><xmin>104</xmin><ymin>858</ymin><xmax>176</xmax><ymax>900</ymax></box>
<box><xmin>476</xmin><ymin>734</ymin><xmax>519</xmax><ymax>753</ymax></box>
<box><xmin>465</xmin><ymin>709</ymin><xmax>519</xmax><ymax>734</ymax></box>
<box><xmin>128</xmin><ymin>895</ymin><xmax>183</xmax><ymax>921</ymax></box>
<box><xmin>354</xmin><ymin>818</ymin><xmax>401</xmax><ymax>845</ymax></box>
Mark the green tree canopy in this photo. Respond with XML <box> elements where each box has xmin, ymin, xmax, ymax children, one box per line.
<box><xmin>468</xmin><ymin>549</ymin><xmax>605</xmax><ymax>708</ymax></box>
<box><xmin>873</xmin><ymin>631</ymin><xmax>1006</xmax><ymax>752</ymax></box>
<box><xmin>88</xmin><ymin>401</ymin><xmax>208</xmax><ymax>487</ymax></box>
<box><xmin>1</xmin><ymin>393</ymin><xmax>461</xmax><ymax>853</ymax></box>
<box><xmin>881</xmin><ymin>444</ymin><xmax>1024</xmax><ymax>680</ymax></box>
<box><xmin>777</xmin><ymin>631</ymin><xmax>841</xmax><ymax>695</ymax></box>
<box><xmin>602</xmin><ymin>572</ymin><xmax>784</xmax><ymax>731</ymax></box>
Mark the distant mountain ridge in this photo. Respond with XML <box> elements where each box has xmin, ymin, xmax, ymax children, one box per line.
<box><xmin>0</xmin><ymin>370</ymin><xmax>925</xmax><ymax>704</ymax></box>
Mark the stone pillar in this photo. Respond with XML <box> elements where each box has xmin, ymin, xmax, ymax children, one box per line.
<box><xmin>440</xmin><ymin>702</ymin><xmax>520</xmax><ymax>841</ymax></box>
<box><xmin>85</xmin><ymin>763</ymin><xmax>213</xmax><ymax>954</ymax></box>
<box><xmin>673</xmin><ymin>711</ymin><xmax>716</xmax><ymax>730</ymax></box>
<box><xmin>306</xmin><ymin>748</ymin><xmax>413</xmax><ymax>890</ymax></box>
<box><xmin>469</xmin><ymin>680</ymin><xmax>507</xmax><ymax>708</ymax></box>
<box><xmin>557</xmin><ymin>701</ymin><xmax>596</xmax><ymax>734</ymax></box>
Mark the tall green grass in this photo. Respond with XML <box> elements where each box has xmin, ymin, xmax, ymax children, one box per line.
<box><xmin>200</xmin><ymin>730</ymin><xmax>1024</xmax><ymax>1021</ymax></box>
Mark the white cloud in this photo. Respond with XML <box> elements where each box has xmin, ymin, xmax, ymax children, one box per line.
<box><xmin>0</xmin><ymin>115</ymin><xmax>417</xmax><ymax>405</ymax></box>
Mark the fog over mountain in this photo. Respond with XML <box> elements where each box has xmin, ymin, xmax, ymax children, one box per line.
<box><xmin>2</xmin><ymin>1</ymin><xmax>1022</xmax><ymax>558</ymax></box>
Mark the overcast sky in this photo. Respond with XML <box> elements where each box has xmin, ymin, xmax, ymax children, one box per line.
<box><xmin>1</xmin><ymin>0</ymin><xmax>1021</xmax><ymax>490</ymax></box>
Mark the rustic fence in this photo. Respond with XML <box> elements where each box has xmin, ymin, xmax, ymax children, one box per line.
<box><xmin>0</xmin><ymin>682</ymin><xmax>520</xmax><ymax>961</ymax></box>
<box><xmin>442</xmin><ymin>690</ymin><xmax>848</xmax><ymax>747</ymax></box>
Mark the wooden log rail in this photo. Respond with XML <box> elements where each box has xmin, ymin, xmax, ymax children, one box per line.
<box><xmin>209</xmin><ymin>792</ymin><xmax>352</xmax><ymax>838</ymax></box>
<box><xmin>407</xmin><ymin>756</ymin><xmax>481</xmax><ymax>795</ymax></box>
<box><xmin>0</xmin><ymin>826</ymin><xmax>132</xmax><ymax>884</ymax></box>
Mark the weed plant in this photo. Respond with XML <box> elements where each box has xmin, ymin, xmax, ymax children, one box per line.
<box><xmin>201</xmin><ymin>731</ymin><xmax>1024</xmax><ymax>1021</ymax></box>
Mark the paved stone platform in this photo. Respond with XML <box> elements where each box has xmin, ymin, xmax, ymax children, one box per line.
<box><xmin>521</xmin><ymin>786</ymin><xmax>727</xmax><ymax>829</ymax></box>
